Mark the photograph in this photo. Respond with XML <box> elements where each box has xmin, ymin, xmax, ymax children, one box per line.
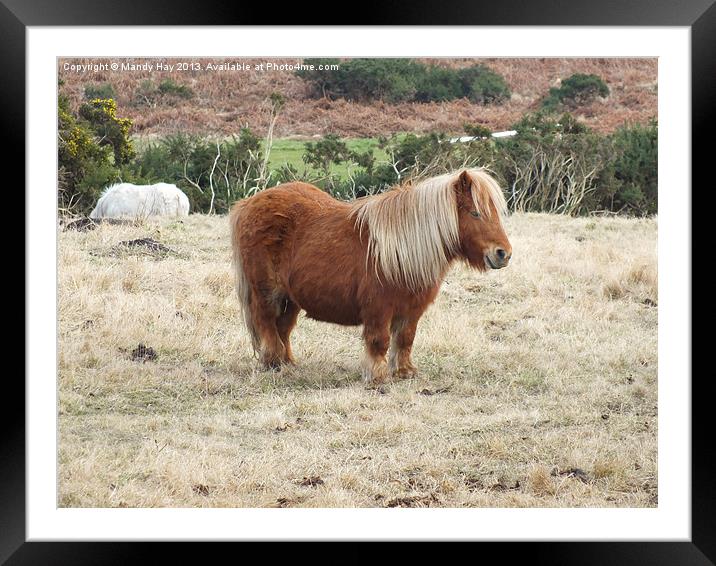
<box><xmin>56</xmin><ymin>56</ymin><xmax>659</xmax><ymax>509</ymax></box>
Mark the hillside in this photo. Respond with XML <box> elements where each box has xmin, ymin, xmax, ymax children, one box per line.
<box><xmin>58</xmin><ymin>58</ymin><xmax>657</xmax><ymax>139</ymax></box>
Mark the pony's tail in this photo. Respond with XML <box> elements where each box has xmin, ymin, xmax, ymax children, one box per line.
<box><xmin>230</xmin><ymin>201</ymin><xmax>260</xmax><ymax>353</ymax></box>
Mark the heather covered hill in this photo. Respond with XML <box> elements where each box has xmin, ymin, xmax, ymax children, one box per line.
<box><xmin>59</xmin><ymin>57</ymin><xmax>657</xmax><ymax>138</ymax></box>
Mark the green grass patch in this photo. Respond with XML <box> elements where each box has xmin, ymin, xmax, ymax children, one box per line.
<box><xmin>268</xmin><ymin>137</ymin><xmax>391</xmax><ymax>182</ymax></box>
<box><xmin>131</xmin><ymin>135</ymin><xmax>394</xmax><ymax>185</ymax></box>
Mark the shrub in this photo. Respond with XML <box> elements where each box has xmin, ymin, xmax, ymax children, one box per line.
<box><xmin>84</xmin><ymin>82</ymin><xmax>116</xmax><ymax>100</ymax></box>
<box><xmin>134</xmin><ymin>78</ymin><xmax>194</xmax><ymax>107</ymax></box>
<box><xmin>272</xmin><ymin>115</ymin><xmax>655</xmax><ymax>216</ymax></box>
<box><xmin>489</xmin><ymin>112</ymin><xmax>657</xmax><ymax>216</ymax></box>
<box><xmin>388</xmin><ymin>133</ymin><xmax>452</xmax><ymax>171</ymax></box>
<box><xmin>303</xmin><ymin>134</ymin><xmax>353</xmax><ymax>176</ymax></box>
<box><xmin>456</xmin><ymin>64</ymin><xmax>511</xmax><ymax>103</ymax></box>
<box><xmin>295</xmin><ymin>58</ymin><xmax>342</xmax><ymax>98</ymax></box>
<box><xmin>493</xmin><ymin>112</ymin><xmax>610</xmax><ymax>214</ymax></box>
<box><xmin>298</xmin><ymin>134</ymin><xmax>382</xmax><ymax>197</ymax></box>
<box><xmin>542</xmin><ymin>73</ymin><xmax>610</xmax><ymax>111</ymax></box>
<box><xmin>296</xmin><ymin>116</ymin><xmax>655</xmax><ymax>216</ymax></box>
<box><xmin>349</xmin><ymin>113</ymin><xmax>612</xmax><ymax>216</ymax></box>
<box><xmin>296</xmin><ymin>59</ymin><xmax>509</xmax><ymax>105</ymax></box>
<box><xmin>597</xmin><ymin>120</ymin><xmax>658</xmax><ymax>215</ymax></box>
<box><xmin>58</xmin><ymin>93</ymin><xmax>135</xmax><ymax>215</ymax></box>
<box><xmin>296</xmin><ymin>132</ymin><xmax>499</xmax><ymax>199</ymax></box>
<box><xmin>270</xmin><ymin>163</ymin><xmax>301</xmax><ymax>186</ymax></box>
<box><xmin>78</xmin><ymin>98</ymin><xmax>136</xmax><ymax>165</ymax></box>
<box><xmin>414</xmin><ymin>66</ymin><xmax>463</xmax><ymax>102</ymax></box>
<box><xmin>316</xmin><ymin>59</ymin><xmax>422</xmax><ymax>103</ymax></box>
<box><xmin>157</xmin><ymin>78</ymin><xmax>194</xmax><ymax>99</ymax></box>
<box><xmin>343</xmin><ymin>164</ymin><xmax>398</xmax><ymax>198</ymax></box>
<box><xmin>463</xmin><ymin>123</ymin><xmax>493</xmax><ymax>138</ymax></box>
<box><xmin>132</xmin><ymin>129</ymin><xmax>264</xmax><ymax>213</ymax></box>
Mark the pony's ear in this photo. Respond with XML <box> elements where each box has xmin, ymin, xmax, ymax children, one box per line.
<box><xmin>454</xmin><ymin>170</ymin><xmax>472</xmax><ymax>194</ymax></box>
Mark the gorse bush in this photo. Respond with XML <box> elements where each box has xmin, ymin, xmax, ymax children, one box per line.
<box><xmin>463</xmin><ymin>123</ymin><xmax>493</xmax><ymax>138</ymax></box>
<box><xmin>454</xmin><ymin>65</ymin><xmax>512</xmax><ymax>104</ymax></box>
<box><xmin>78</xmin><ymin>98</ymin><xmax>136</xmax><ymax>165</ymax></box>
<box><xmin>58</xmin><ymin>92</ymin><xmax>136</xmax><ymax>215</ymax></box>
<box><xmin>560</xmin><ymin>74</ymin><xmax>610</xmax><ymax>103</ymax></box>
<box><xmin>294</xmin><ymin>58</ymin><xmax>342</xmax><ymax>99</ymax></box>
<box><xmin>298</xmin><ymin>59</ymin><xmax>421</xmax><ymax>103</ymax></box>
<box><xmin>596</xmin><ymin>119</ymin><xmax>658</xmax><ymax>215</ymax></box>
<box><xmin>413</xmin><ymin>66</ymin><xmax>462</xmax><ymax>102</ymax></box>
<box><xmin>297</xmin><ymin>59</ymin><xmax>510</xmax><ymax>104</ymax></box>
<box><xmin>542</xmin><ymin>73</ymin><xmax>610</xmax><ymax>111</ymax></box>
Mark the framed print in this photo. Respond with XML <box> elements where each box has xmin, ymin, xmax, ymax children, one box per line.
<box><xmin>11</xmin><ymin>0</ymin><xmax>709</xmax><ymax>562</ymax></box>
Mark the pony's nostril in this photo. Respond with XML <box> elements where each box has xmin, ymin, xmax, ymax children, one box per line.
<box><xmin>496</xmin><ymin>248</ymin><xmax>507</xmax><ymax>261</ymax></box>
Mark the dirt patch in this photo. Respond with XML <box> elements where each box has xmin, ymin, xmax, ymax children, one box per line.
<box><xmin>464</xmin><ymin>476</ymin><xmax>521</xmax><ymax>492</ymax></box>
<box><xmin>119</xmin><ymin>238</ymin><xmax>173</xmax><ymax>254</ymax></box>
<box><xmin>64</xmin><ymin>217</ymin><xmax>98</xmax><ymax>232</ymax></box>
<box><xmin>192</xmin><ymin>484</ymin><xmax>211</xmax><ymax>496</ymax></box>
<box><xmin>129</xmin><ymin>343</ymin><xmax>157</xmax><ymax>362</ymax></box>
<box><xmin>91</xmin><ymin>237</ymin><xmax>177</xmax><ymax>260</ymax></box>
<box><xmin>296</xmin><ymin>476</ymin><xmax>325</xmax><ymax>487</ymax></box>
<box><xmin>417</xmin><ymin>386</ymin><xmax>452</xmax><ymax>396</ymax></box>
<box><xmin>551</xmin><ymin>467</ymin><xmax>591</xmax><ymax>484</ymax></box>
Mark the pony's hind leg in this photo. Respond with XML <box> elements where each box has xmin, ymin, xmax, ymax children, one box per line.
<box><xmin>389</xmin><ymin>317</ymin><xmax>419</xmax><ymax>379</ymax></box>
<box><xmin>276</xmin><ymin>298</ymin><xmax>300</xmax><ymax>364</ymax></box>
<box><xmin>250</xmin><ymin>291</ymin><xmax>288</xmax><ymax>370</ymax></box>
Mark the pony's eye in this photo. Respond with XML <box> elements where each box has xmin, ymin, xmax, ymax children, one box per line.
<box><xmin>470</xmin><ymin>211</ymin><xmax>481</xmax><ymax>218</ymax></box>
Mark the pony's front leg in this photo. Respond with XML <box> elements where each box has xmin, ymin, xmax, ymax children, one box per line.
<box><xmin>361</xmin><ymin>320</ymin><xmax>391</xmax><ymax>386</ymax></box>
<box><xmin>389</xmin><ymin>317</ymin><xmax>418</xmax><ymax>379</ymax></box>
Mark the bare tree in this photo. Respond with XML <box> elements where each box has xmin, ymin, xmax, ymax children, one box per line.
<box><xmin>508</xmin><ymin>146</ymin><xmax>600</xmax><ymax>215</ymax></box>
<box><xmin>254</xmin><ymin>93</ymin><xmax>285</xmax><ymax>192</ymax></box>
<box><xmin>207</xmin><ymin>142</ymin><xmax>221</xmax><ymax>214</ymax></box>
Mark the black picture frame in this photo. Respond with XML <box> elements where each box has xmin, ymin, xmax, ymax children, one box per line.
<box><xmin>10</xmin><ymin>0</ymin><xmax>708</xmax><ymax>562</ymax></box>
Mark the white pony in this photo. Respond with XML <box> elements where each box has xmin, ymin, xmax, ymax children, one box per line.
<box><xmin>89</xmin><ymin>182</ymin><xmax>190</xmax><ymax>220</ymax></box>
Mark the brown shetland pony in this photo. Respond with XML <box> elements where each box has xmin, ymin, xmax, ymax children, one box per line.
<box><xmin>230</xmin><ymin>168</ymin><xmax>512</xmax><ymax>384</ymax></box>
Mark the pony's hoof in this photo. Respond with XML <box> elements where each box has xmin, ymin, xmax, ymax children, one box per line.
<box><xmin>393</xmin><ymin>366</ymin><xmax>418</xmax><ymax>380</ymax></box>
<box><xmin>363</xmin><ymin>375</ymin><xmax>388</xmax><ymax>389</ymax></box>
<box><xmin>262</xmin><ymin>360</ymin><xmax>283</xmax><ymax>372</ymax></box>
<box><xmin>362</xmin><ymin>363</ymin><xmax>390</xmax><ymax>386</ymax></box>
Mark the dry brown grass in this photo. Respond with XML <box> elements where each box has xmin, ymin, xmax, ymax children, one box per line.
<box><xmin>58</xmin><ymin>212</ymin><xmax>657</xmax><ymax>508</ymax></box>
<box><xmin>58</xmin><ymin>57</ymin><xmax>656</xmax><ymax>138</ymax></box>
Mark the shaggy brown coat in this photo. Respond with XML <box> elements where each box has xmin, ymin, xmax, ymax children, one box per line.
<box><xmin>230</xmin><ymin>169</ymin><xmax>512</xmax><ymax>384</ymax></box>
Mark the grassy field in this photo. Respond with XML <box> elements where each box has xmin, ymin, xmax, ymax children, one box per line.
<box><xmin>58</xmin><ymin>212</ymin><xmax>657</xmax><ymax>508</ymax></box>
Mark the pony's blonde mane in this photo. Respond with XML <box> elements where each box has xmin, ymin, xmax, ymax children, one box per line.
<box><xmin>351</xmin><ymin>168</ymin><xmax>507</xmax><ymax>291</ymax></box>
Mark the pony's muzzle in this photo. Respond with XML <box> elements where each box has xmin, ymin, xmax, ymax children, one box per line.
<box><xmin>487</xmin><ymin>247</ymin><xmax>512</xmax><ymax>269</ymax></box>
